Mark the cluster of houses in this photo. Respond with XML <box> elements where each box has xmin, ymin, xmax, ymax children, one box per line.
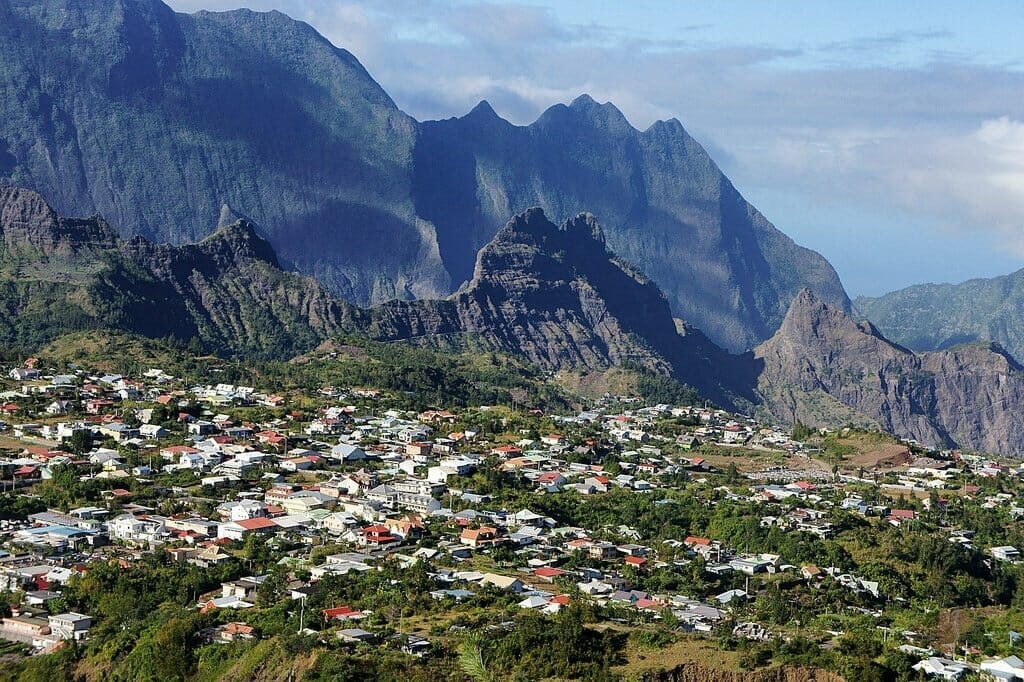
<box><xmin>3</xmin><ymin>360</ymin><xmax>1024</xmax><ymax>675</ymax></box>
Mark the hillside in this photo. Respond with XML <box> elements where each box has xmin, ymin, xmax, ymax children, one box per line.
<box><xmin>855</xmin><ymin>269</ymin><xmax>1024</xmax><ymax>361</ymax></box>
<box><xmin>755</xmin><ymin>289</ymin><xmax>1024</xmax><ymax>455</ymax></box>
<box><xmin>0</xmin><ymin>186</ymin><xmax>358</xmax><ymax>358</ymax></box>
<box><xmin>0</xmin><ymin>0</ymin><xmax>849</xmax><ymax>351</ymax></box>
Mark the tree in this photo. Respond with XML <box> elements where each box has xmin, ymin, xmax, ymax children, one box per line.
<box><xmin>791</xmin><ymin>421</ymin><xmax>814</xmax><ymax>441</ymax></box>
<box><xmin>66</xmin><ymin>429</ymin><xmax>93</xmax><ymax>456</ymax></box>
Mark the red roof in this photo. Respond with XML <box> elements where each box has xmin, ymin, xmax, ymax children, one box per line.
<box><xmin>322</xmin><ymin>605</ymin><xmax>361</xmax><ymax>619</ymax></box>
<box><xmin>624</xmin><ymin>556</ymin><xmax>647</xmax><ymax>566</ymax></box>
<box><xmin>235</xmin><ymin>517</ymin><xmax>278</xmax><ymax>531</ymax></box>
<box><xmin>162</xmin><ymin>445</ymin><xmax>200</xmax><ymax>455</ymax></box>
<box><xmin>684</xmin><ymin>536</ymin><xmax>711</xmax><ymax>546</ymax></box>
<box><xmin>534</xmin><ymin>567</ymin><xmax>567</xmax><ymax>578</ymax></box>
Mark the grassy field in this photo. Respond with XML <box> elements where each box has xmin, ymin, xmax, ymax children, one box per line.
<box><xmin>609</xmin><ymin>631</ymin><xmax>743</xmax><ymax>678</ymax></box>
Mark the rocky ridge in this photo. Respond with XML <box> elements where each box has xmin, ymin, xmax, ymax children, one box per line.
<box><xmin>0</xmin><ymin>185</ymin><xmax>358</xmax><ymax>358</ymax></box>
<box><xmin>754</xmin><ymin>289</ymin><xmax>1024</xmax><ymax>455</ymax></box>
<box><xmin>0</xmin><ymin>0</ymin><xmax>849</xmax><ymax>351</ymax></box>
<box><xmin>364</xmin><ymin>208</ymin><xmax>737</xmax><ymax>400</ymax></box>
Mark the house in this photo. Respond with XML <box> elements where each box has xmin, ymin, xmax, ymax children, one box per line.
<box><xmin>405</xmin><ymin>442</ymin><xmax>432</xmax><ymax>459</ymax></box>
<box><xmin>216</xmin><ymin>622</ymin><xmax>256</xmax><ymax>643</ymax></box>
<box><xmin>588</xmin><ymin>542</ymin><xmax>618</xmax><ymax>560</ymax></box>
<box><xmin>480</xmin><ymin>573</ymin><xmax>523</xmax><ymax>592</ymax></box>
<box><xmin>9</xmin><ymin>368</ymin><xmax>40</xmax><ymax>381</ymax></box>
<box><xmin>991</xmin><ymin>546</ymin><xmax>1021</xmax><ymax>563</ymax></box>
<box><xmin>322</xmin><ymin>605</ymin><xmax>365</xmax><ymax>622</ymax></box>
<box><xmin>218</xmin><ymin>517</ymin><xmax>279</xmax><ymax>541</ymax></box>
<box><xmin>534</xmin><ymin>472</ymin><xmax>566</xmax><ymax>489</ymax></box>
<box><xmin>534</xmin><ymin>567</ymin><xmax>568</xmax><ymax>583</ymax></box>
<box><xmin>801</xmin><ymin>565</ymin><xmax>824</xmax><ymax>581</ymax></box>
<box><xmin>222</xmin><ymin>576</ymin><xmax>268</xmax><ymax>600</ymax></box>
<box><xmin>460</xmin><ymin>526</ymin><xmax>502</xmax><ymax>549</ymax></box>
<box><xmin>329</xmin><ymin>444</ymin><xmax>367</xmax><ymax>462</ymax></box>
<box><xmin>359</xmin><ymin>525</ymin><xmax>400</xmax><ymax>548</ymax></box>
<box><xmin>980</xmin><ymin>655</ymin><xmax>1024</xmax><ymax>680</ymax></box>
<box><xmin>139</xmin><ymin>424</ymin><xmax>169</xmax><ymax>439</ymax></box>
<box><xmin>337</xmin><ymin>628</ymin><xmax>377</xmax><ymax>644</ymax></box>
<box><xmin>912</xmin><ymin>657</ymin><xmax>972</xmax><ymax>680</ymax></box>
<box><xmin>108</xmin><ymin>514</ymin><xmax>166</xmax><ymax>546</ymax></box>
<box><xmin>48</xmin><ymin>612</ymin><xmax>92</xmax><ymax>641</ymax></box>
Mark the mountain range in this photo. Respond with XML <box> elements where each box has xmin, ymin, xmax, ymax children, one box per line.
<box><xmin>855</xmin><ymin>270</ymin><xmax>1024</xmax><ymax>362</ymax></box>
<box><xmin>0</xmin><ymin>0</ymin><xmax>849</xmax><ymax>352</ymax></box>
<box><xmin>7</xmin><ymin>184</ymin><xmax>1024</xmax><ymax>456</ymax></box>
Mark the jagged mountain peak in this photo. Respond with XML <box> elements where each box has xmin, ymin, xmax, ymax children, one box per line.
<box><xmin>563</xmin><ymin>211</ymin><xmax>607</xmax><ymax>247</ymax></box>
<box><xmin>465</xmin><ymin>99</ymin><xmax>500</xmax><ymax>121</ymax></box>
<box><xmin>568</xmin><ymin>94</ymin><xmax>630</xmax><ymax>125</ymax></box>
<box><xmin>195</xmin><ymin>219</ymin><xmax>280</xmax><ymax>267</ymax></box>
<box><xmin>491</xmin><ymin>208</ymin><xmax>606</xmax><ymax>248</ymax></box>
<box><xmin>778</xmin><ymin>288</ymin><xmax>888</xmax><ymax>345</ymax></box>
<box><xmin>217</xmin><ymin>203</ymin><xmax>246</xmax><ymax>229</ymax></box>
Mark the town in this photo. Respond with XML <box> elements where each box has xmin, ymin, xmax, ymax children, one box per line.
<box><xmin>1</xmin><ymin>346</ymin><xmax>1024</xmax><ymax>681</ymax></box>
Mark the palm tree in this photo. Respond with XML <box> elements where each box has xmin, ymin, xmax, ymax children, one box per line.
<box><xmin>458</xmin><ymin>633</ymin><xmax>494</xmax><ymax>682</ymax></box>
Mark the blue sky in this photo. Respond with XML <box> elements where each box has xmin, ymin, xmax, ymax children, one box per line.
<box><xmin>167</xmin><ymin>0</ymin><xmax>1024</xmax><ymax>297</ymax></box>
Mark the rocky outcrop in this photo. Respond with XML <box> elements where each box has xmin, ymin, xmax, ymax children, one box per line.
<box><xmin>362</xmin><ymin>208</ymin><xmax>748</xmax><ymax>404</ymax></box>
<box><xmin>366</xmin><ymin>208</ymin><xmax>680</xmax><ymax>374</ymax></box>
<box><xmin>0</xmin><ymin>0</ymin><xmax>849</xmax><ymax>351</ymax></box>
<box><xmin>754</xmin><ymin>289</ymin><xmax>1024</xmax><ymax>455</ymax></box>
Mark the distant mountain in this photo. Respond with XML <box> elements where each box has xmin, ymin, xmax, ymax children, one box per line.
<box><xmin>0</xmin><ymin>186</ymin><xmax>357</xmax><ymax>358</ymax></box>
<box><xmin>0</xmin><ymin>0</ymin><xmax>849</xmax><ymax>351</ymax></box>
<box><xmin>855</xmin><ymin>270</ymin><xmax>1024</xmax><ymax>361</ymax></box>
<box><xmin>755</xmin><ymin>289</ymin><xmax>1024</xmax><ymax>455</ymax></box>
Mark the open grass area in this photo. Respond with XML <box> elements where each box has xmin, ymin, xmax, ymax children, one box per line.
<box><xmin>609</xmin><ymin>632</ymin><xmax>743</xmax><ymax>678</ymax></box>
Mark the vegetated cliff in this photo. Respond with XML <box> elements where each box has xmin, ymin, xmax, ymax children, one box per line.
<box><xmin>0</xmin><ymin>185</ymin><xmax>358</xmax><ymax>357</ymax></box>
<box><xmin>754</xmin><ymin>289</ymin><xmax>1024</xmax><ymax>455</ymax></box>
<box><xmin>855</xmin><ymin>269</ymin><xmax>1024</xmax><ymax>361</ymax></box>
<box><xmin>0</xmin><ymin>0</ymin><xmax>849</xmax><ymax>351</ymax></box>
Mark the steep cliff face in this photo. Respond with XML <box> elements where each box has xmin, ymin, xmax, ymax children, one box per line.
<box><xmin>0</xmin><ymin>0</ymin><xmax>849</xmax><ymax>351</ymax></box>
<box><xmin>754</xmin><ymin>289</ymin><xmax>1024</xmax><ymax>455</ymax></box>
<box><xmin>367</xmin><ymin>208</ymin><xmax>683</xmax><ymax>375</ymax></box>
<box><xmin>414</xmin><ymin>96</ymin><xmax>850</xmax><ymax>351</ymax></box>
<box><xmin>0</xmin><ymin>0</ymin><xmax>440</xmax><ymax>305</ymax></box>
